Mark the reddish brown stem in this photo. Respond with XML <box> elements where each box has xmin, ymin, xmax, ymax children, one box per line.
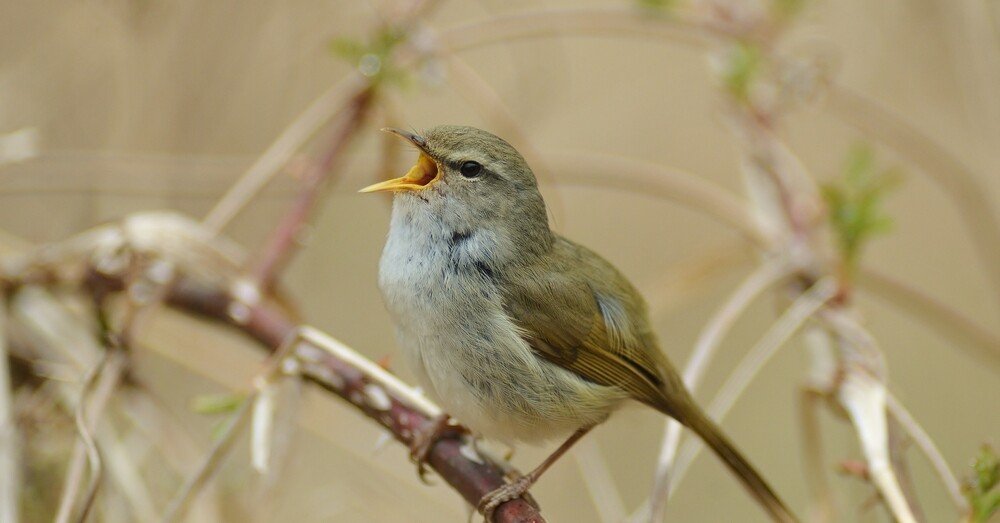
<box><xmin>248</xmin><ymin>87</ymin><xmax>375</xmax><ymax>292</ymax></box>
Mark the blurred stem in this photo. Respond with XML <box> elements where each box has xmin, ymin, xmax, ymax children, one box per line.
<box><xmin>158</xmin><ymin>395</ymin><xmax>255</xmax><ymax>523</ymax></box>
<box><xmin>545</xmin><ymin>150</ymin><xmax>773</xmax><ymax>246</ymax></box>
<box><xmin>827</xmin><ymin>86</ymin><xmax>1000</xmax><ymax>305</ymax></box>
<box><xmin>443</xmin><ymin>52</ymin><xmax>566</xmax><ymax>222</ymax></box>
<box><xmin>799</xmin><ymin>387</ymin><xmax>834</xmax><ymax>523</ymax></box>
<box><xmin>247</xmin><ymin>87</ymin><xmax>374</xmax><ymax>292</ymax></box>
<box><xmin>159</xmin><ymin>328</ymin><xmax>301</xmax><ymax>523</ymax></box>
<box><xmin>650</xmin><ymin>258</ymin><xmax>791</xmax><ymax>520</ymax></box>
<box><xmin>55</xmin><ymin>350</ymin><xmax>127</xmax><ymax>523</ymax></box>
<box><xmin>668</xmin><ymin>277</ymin><xmax>838</xmax><ymax>497</ymax></box>
<box><xmin>886</xmin><ymin>392</ymin><xmax>969</xmax><ymax>514</ymax></box>
<box><xmin>858</xmin><ymin>268</ymin><xmax>1000</xmax><ymax>370</ymax></box>
<box><xmin>202</xmin><ymin>74</ymin><xmax>365</xmax><ymax>235</ymax></box>
<box><xmin>440</xmin><ymin>7</ymin><xmax>714</xmax><ymax>54</ymax></box>
<box><xmin>573</xmin><ymin>437</ymin><xmax>627</xmax><ymax>523</ymax></box>
<box><xmin>0</xmin><ymin>300</ymin><xmax>18</xmax><ymax>523</ymax></box>
<box><xmin>442</xmin><ymin>5</ymin><xmax>999</xmax><ymax>307</ymax></box>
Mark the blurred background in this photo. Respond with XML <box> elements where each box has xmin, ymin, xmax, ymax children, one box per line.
<box><xmin>1</xmin><ymin>0</ymin><xmax>998</xmax><ymax>522</ymax></box>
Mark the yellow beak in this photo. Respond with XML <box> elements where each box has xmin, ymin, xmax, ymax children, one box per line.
<box><xmin>360</xmin><ymin>128</ymin><xmax>441</xmax><ymax>193</ymax></box>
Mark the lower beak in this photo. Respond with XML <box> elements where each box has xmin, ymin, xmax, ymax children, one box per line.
<box><xmin>360</xmin><ymin>152</ymin><xmax>440</xmax><ymax>193</ymax></box>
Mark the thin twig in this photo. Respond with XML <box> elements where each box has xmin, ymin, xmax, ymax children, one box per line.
<box><xmin>668</xmin><ymin>277</ymin><xmax>838</xmax><ymax>497</ymax></box>
<box><xmin>573</xmin><ymin>436</ymin><xmax>627</xmax><ymax>523</ymax></box>
<box><xmin>158</xmin><ymin>394</ymin><xmax>255</xmax><ymax>523</ymax></box>
<box><xmin>54</xmin><ymin>351</ymin><xmax>127</xmax><ymax>523</ymax></box>
<box><xmin>202</xmin><ymin>74</ymin><xmax>366</xmax><ymax>234</ymax></box>
<box><xmin>97</xmin><ymin>423</ymin><xmax>160</xmax><ymax>523</ymax></box>
<box><xmin>885</xmin><ymin>392</ymin><xmax>969</xmax><ymax>514</ymax></box>
<box><xmin>858</xmin><ymin>268</ymin><xmax>1000</xmax><ymax>369</ymax></box>
<box><xmin>160</xmin><ymin>327</ymin><xmax>302</xmax><ymax>523</ymax></box>
<box><xmin>826</xmin><ymin>85</ymin><xmax>1000</xmax><ymax>304</ymax></box>
<box><xmin>648</xmin><ymin>258</ymin><xmax>791</xmax><ymax>520</ymax></box>
<box><xmin>0</xmin><ymin>299</ymin><xmax>18</xmax><ymax>523</ymax></box>
<box><xmin>247</xmin><ymin>88</ymin><xmax>375</xmax><ymax>292</ymax></box>
<box><xmin>442</xmin><ymin>52</ymin><xmax>566</xmax><ymax>222</ymax></box>
<box><xmin>799</xmin><ymin>387</ymin><xmax>834</xmax><ymax>523</ymax></box>
<box><xmin>544</xmin><ymin>151</ymin><xmax>773</xmax><ymax>246</ymax></box>
<box><xmin>439</xmin><ymin>7</ymin><xmax>714</xmax><ymax>55</ymax></box>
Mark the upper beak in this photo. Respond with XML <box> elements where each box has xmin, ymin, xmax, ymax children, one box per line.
<box><xmin>359</xmin><ymin>128</ymin><xmax>440</xmax><ymax>194</ymax></box>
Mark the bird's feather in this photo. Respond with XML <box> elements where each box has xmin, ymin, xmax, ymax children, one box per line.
<box><xmin>502</xmin><ymin>235</ymin><xmax>691</xmax><ymax>420</ymax></box>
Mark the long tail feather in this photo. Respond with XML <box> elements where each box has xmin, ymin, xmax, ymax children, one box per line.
<box><xmin>682</xmin><ymin>410</ymin><xmax>799</xmax><ymax>523</ymax></box>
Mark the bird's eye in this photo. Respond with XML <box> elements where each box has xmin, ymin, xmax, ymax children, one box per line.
<box><xmin>459</xmin><ymin>161</ymin><xmax>483</xmax><ymax>178</ymax></box>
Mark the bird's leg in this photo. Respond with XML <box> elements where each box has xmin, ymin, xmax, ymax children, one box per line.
<box><xmin>478</xmin><ymin>426</ymin><xmax>593</xmax><ymax>522</ymax></box>
<box><xmin>410</xmin><ymin>413</ymin><xmax>467</xmax><ymax>483</ymax></box>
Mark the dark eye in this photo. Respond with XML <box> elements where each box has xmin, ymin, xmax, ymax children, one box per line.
<box><xmin>459</xmin><ymin>160</ymin><xmax>483</xmax><ymax>178</ymax></box>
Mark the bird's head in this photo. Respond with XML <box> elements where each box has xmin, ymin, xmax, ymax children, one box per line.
<box><xmin>361</xmin><ymin>125</ymin><xmax>552</xmax><ymax>256</ymax></box>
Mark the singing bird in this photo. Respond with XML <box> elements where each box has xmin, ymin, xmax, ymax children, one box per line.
<box><xmin>361</xmin><ymin>126</ymin><xmax>797</xmax><ymax>522</ymax></box>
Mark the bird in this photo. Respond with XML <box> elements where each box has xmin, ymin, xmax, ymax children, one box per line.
<box><xmin>361</xmin><ymin>125</ymin><xmax>797</xmax><ymax>522</ymax></box>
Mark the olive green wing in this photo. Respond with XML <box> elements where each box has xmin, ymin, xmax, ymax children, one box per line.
<box><xmin>502</xmin><ymin>238</ymin><xmax>686</xmax><ymax>417</ymax></box>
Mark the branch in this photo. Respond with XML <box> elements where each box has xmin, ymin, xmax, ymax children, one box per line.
<box><xmin>799</xmin><ymin>386</ymin><xmax>834</xmax><ymax>522</ymax></box>
<box><xmin>84</xmin><ymin>265</ymin><xmax>545</xmax><ymax>523</ymax></box>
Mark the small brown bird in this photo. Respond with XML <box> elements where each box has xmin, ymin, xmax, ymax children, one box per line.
<box><xmin>362</xmin><ymin>126</ymin><xmax>797</xmax><ymax>522</ymax></box>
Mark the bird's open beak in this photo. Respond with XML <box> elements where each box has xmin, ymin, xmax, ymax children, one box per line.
<box><xmin>359</xmin><ymin>128</ymin><xmax>441</xmax><ymax>193</ymax></box>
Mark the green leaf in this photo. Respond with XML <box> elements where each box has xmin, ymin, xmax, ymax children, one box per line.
<box><xmin>637</xmin><ymin>0</ymin><xmax>676</xmax><ymax>11</ymax></box>
<box><xmin>723</xmin><ymin>43</ymin><xmax>762</xmax><ymax>102</ymax></box>
<box><xmin>329</xmin><ymin>37</ymin><xmax>366</xmax><ymax>61</ymax></box>
<box><xmin>964</xmin><ymin>445</ymin><xmax>1000</xmax><ymax>522</ymax></box>
<box><xmin>328</xmin><ymin>27</ymin><xmax>411</xmax><ymax>88</ymax></box>
<box><xmin>773</xmin><ymin>0</ymin><xmax>806</xmax><ymax>17</ymax></box>
<box><xmin>192</xmin><ymin>392</ymin><xmax>245</xmax><ymax>415</ymax></box>
<box><xmin>821</xmin><ymin>143</ymin><xmax>901</xmax><ymax>271</ymax></box>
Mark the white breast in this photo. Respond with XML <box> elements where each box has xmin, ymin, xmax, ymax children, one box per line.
<box><xmin>377</xmin><ymin>200</ymin><xmax>626</xmax><ymax>443</ymax></box>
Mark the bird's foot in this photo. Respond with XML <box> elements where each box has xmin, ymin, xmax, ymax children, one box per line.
<box><xmin>477</xmin><ymin>473</ymin><xmax>538</xmax><ymax>522</ymax></box>
<box><xmin>409</xmin><ymin>413</ymin><xmax>466</xmax><ymax>483</ymax></box>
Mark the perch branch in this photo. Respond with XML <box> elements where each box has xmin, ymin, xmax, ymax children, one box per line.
<box><xmin>83</xmin><ymin>265</ymin><xmax>545</xmax><ymax>523</ymax></box>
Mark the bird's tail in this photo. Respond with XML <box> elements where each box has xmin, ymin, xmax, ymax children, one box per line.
<box><xmin>683</xmin><ymin>409</ymin><xmax>799</xmax><ymax>523</ymax></box>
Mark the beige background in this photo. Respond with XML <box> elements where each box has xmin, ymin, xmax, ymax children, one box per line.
<box><xmin>1</xmin><ymin>0</ymin><xmax>998</xmax><ymax>521</ymax></box>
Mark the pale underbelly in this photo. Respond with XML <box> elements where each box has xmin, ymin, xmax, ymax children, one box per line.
<box><xmin>396</xmin><ymin>322</ymin><xmax>627</xmax><ymax>444</ymax></box>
